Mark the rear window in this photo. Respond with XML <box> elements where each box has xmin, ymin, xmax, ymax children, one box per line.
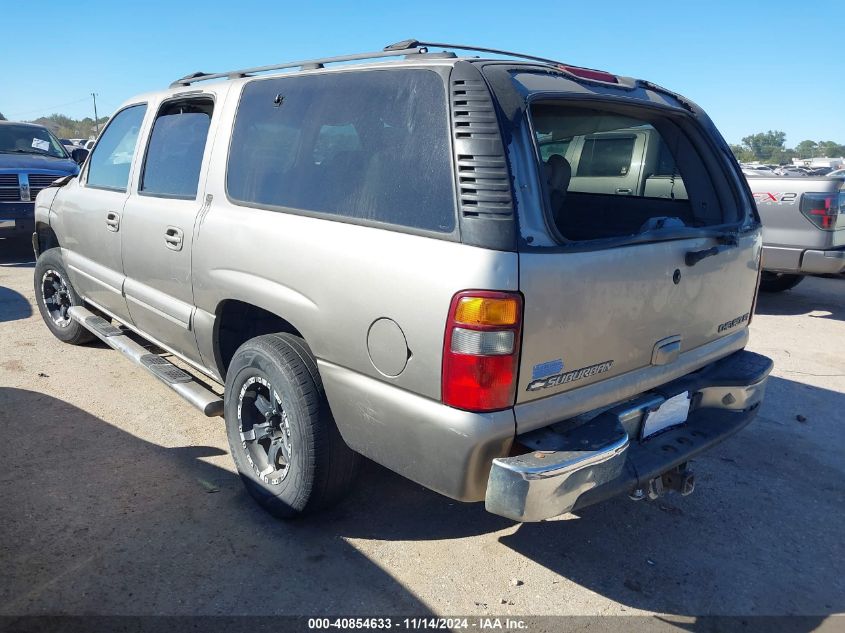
<box><xmin>530</xmin><ymin>103</ymin><xmax>726</xmax><ymax>242</ymax></box>
<box><xmin>227</xmin><ymin>69</ymin><xmax>456</xmax><ymax>234</ymax></box>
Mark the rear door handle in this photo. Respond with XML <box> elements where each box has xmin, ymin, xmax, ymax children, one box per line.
<box><xmin>106</xmin><ymin>212</ymin><xmax>120</xmax><ymax>232</ymax></box>
<box><xmin>164</xmin><ymin>226</ymin><xmax>184</xmax><ymax>251</ymax></box>
<box><xmin>616</xmin><ymin>188</ymin><xmax>633</xmax><ymax>195</ymax></box>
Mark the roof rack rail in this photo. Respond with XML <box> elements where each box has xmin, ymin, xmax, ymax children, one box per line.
<box><xmin>169</xmin><ymin>44</ymin><xmax>427</xmax><ymax>88</ymax></box>
<box><xmin>386</xmin><ymin>39</ymin><xmax>621</xmax><ymax>84</ymax></box>
<box><xmin>384</xmin><ymin>39</ymin><xmax>565</xmax><ymax>66</ymax></box>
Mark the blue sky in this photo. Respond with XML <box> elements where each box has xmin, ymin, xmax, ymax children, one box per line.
<box><xmin>2</xmin><ymin>0</ymin><xmax>842</xmax><ymax>145</ymax></box>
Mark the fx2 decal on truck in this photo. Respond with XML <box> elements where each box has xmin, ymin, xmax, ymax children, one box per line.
<box><xmin>753</xmin><ymin>192</ymin><xmax>798</xmax><ymax>204</ymax></box>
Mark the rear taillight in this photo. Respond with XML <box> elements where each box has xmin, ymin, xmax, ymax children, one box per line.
<box><xmin>800</xmin><ymin>192</ymin><xmax>844</xmax><ymax>230</ymax></box>
<box><xmin>442</xmin><ymin>291</ymin><xmax>523</xmax><ymax>412</ymax></box>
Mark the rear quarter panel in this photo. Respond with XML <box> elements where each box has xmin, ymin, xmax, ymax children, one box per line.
<box><xmin>192</xmin><ymin>79</ymin><xmax>519</xmax><ymax>403</ymax></box>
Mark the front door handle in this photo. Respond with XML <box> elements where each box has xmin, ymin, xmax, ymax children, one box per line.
<box><xmin>164</xmin><ymin>226</ymin><xmax>184</xmax><ymax>251</ymax></box>
<box><xmin>616</xmin><ymin>188</ymin><xmax>633</xmax><ymax>195</ymax></box>
<box><xmin>106</xmin><ymin>212</ymin><xmax>120</xmax><ymax>232</ymax></box>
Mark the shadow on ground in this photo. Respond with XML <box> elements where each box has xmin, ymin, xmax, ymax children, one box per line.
<box><xmin>0</xmin><ymin>388</ymin><xmax>432</xmax><ymax>616</ymax></box>
<box><xmin>0</xmin><ymin>237</ymin><xmax>36</xmax><ymax>267</ymax></box>
<box><xmin>0</xmin><ymin>286</ymin><xmax>31</xmax><ymax>322</ymax></box>
<box><xmin>1</xmin><ymin>375</ymin><xmax>842</xmax><ymax>623</ymax></box>
<box><xmin>498</xmin><ymin>375</ymin><xmax>843</xmax><ymax>624</ymax></box>
<box><xmin>0</xmin><ymin>238</ymin><xmax>35</xmax><ymax>322</ymax></box>
<box><xmin>755</xmin><ymin>275</ymin><xmax>845</xmax><ymax>321</ymax></box>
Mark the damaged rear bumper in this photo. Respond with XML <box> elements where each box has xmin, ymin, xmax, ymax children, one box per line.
<box><xmin>485</xmin><ymin>349</ymin><xmax>773</xmax><ymax>522</ymax></box>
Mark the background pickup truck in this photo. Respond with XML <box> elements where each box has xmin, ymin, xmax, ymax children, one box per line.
<box><xmin>745</xmin><ymin>176</ymin><xmax>845</xmax><ymax>292</ymax></box>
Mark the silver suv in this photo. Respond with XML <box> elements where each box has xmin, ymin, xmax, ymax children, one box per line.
<box><xmin>32</xmin><ymin>40</ymin><xmax>772</xmax><ymax>521</ymax></box>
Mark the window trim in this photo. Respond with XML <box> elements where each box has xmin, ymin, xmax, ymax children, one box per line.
<box><xmin>83</xmin><ymin>102</ymin><xmax>148</xmax><ymax>193</ymax></box>
<box><xmin>222</xmin><ymin>66</ymin><xmax>461</xmax><ymax>242</ymax></box>
<box><xmin>524</xmin><ymin>93</ymin><xmax>750</xmax><ymax>250</ymax></box>
<box><xmin>136</xmin><ymin>94</ymin><xmax>216</xmax><ymax>202</ymax></box>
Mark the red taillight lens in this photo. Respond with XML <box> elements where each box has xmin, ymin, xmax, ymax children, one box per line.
<box><xmin>442</xmin><ymin>291</ymin><xmax>523</xmax><ymax>412</ymax></box>
<box><xmin>800</xmin><ymin>192</ymin><xmax>843</xmax><ymax>230</ymax></box>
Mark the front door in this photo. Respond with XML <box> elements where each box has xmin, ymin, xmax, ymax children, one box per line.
<box><xmin>62</xmin><ymin>104</ymin><xmax>148</xmax><ymax>321</ymax></box>
<box><xmin>120</xmin><ymin>97</ymin><xmax>215</xmax><ymax>365</ymax></box>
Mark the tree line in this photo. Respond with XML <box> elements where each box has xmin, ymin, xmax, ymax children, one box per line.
<box><xmin>0</xmin><ymin>112</ymin><xmax>109</xmax><ymax>140</ymax></box>
<box><xmin>730</xmin><ymin>131</ymin><xmax>845</xmax><ymax>164</ymax></box>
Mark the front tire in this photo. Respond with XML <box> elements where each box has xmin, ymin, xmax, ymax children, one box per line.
<box><xmin>223</xmin><ymin>333</ymin><xmax>360</xmax><ymax>518</ymax></box>
<box><xmin>33</xmin><ymin>248</ymin><xmax>94</xmax><ymax>345</ymax></box>
<box><xmin>759</xmin><ymin>272</ymin><xmax>804</xmax><ymax>293</ymax></box>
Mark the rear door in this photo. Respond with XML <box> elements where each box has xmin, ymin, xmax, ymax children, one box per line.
<box><xmin>120</xmin><ymin>96</ymin><xmax>215</xmax><ymax>364</ymax></box>
<box><xmin>516</xmin><ymin>100</ymin><xmax>759</xmax><ymax>404</ymax></box>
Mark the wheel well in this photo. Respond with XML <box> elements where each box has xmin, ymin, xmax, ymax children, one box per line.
<box><xmin>35</xmin><ymin>223</ymin><xmax>60</xmax><ymax>252</ymax></box>
<box><xmin>215</xmin><ymin>300</ymin><xmax>304</xmax><ymax>377</ymax></box>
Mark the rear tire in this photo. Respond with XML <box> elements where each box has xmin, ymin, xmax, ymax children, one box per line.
<box><xmin>759</xmin><ymin>272</ymin><xmax>804</xmax><ymax>293</ymax></box>
<box><xmin>33</xmin><ymin>248</ymin><xmax>94</xmax><ymax>345</ymax></box>
<box><xmin>223</xmin><ymin>333</ymin><xmax>360</xmax><ymax>518</ymax></box>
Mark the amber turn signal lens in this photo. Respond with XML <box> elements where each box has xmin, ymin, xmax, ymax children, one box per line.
<box><xmin>454</xmin><ymin>297</ymin><xmax>519</xmax><ymax>326</ymax></box>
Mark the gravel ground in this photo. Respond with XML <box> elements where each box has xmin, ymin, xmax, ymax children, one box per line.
<box><xmin>1</xmin><ymin>237</ymin><xmax>843</xmax><ymax>623</ymax></box>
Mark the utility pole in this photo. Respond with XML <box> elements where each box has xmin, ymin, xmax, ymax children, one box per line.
<box><xmin>91</xmin><ymin>93</ymin><xmax>99</xmax><ymax>137</ymax></box>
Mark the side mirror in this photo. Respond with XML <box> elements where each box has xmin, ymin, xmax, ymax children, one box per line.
<box><xmin>71</xmin><ymin>148</ymin><xmax>89</xmax><ymax>165</ymax></box>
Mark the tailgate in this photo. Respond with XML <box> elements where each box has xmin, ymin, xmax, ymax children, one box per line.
<box><xmin>751</xmin><ymin>178</ymin><xmax>845</xmax><ymax>251</ymax></box>
<box><xmin>515</xmin><ymin>98</ymin><xmax>760</xmax><ymax>407</ymax></box>
<box><xmin>517</xmin><ymin>234</ymin><xmax>760</xmax><ymax>404</ymax></box>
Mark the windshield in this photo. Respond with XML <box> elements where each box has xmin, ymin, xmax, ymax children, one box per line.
<box><xmin>0</xmin><ymin>124</ymin><xmax>69</xmax><ymax>159</ymax></box>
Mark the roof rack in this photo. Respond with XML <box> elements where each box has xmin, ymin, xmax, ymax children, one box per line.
<box><xmin>169</xmin><ymin>38</ymin><xmax>617</xmax><ymax>89</ymax></box>
<box><xmin>169</xmin><ymin>44</ymin><xmax>427</xmax><ymax>88</ymax></box>
<box><xmin>392</xmin><ymin>40</ymin><xmax>624</xmax><ymax>84</ymax></box>
<box><xmin>384</xmin><ymin>39</ymin><xmax>565</xmax><ymax>66</ymax></box>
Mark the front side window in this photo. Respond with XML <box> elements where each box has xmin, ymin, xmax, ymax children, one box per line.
<box><xmin>140</xmin><ymin>99</ymin><xmax>213</xmax><ymax>199</ymax></box>
<box><xmin>530</xmin><ymin>103</ymin><xmax>726</xmax><ymax>242</ymax></box>
<box><xmin>227</xmin><ymin>69</ymin><xmax>456</xmax><ymax>233</ymax></box>
<box><xmin>87</xmin><ymin>104</ymin><xmax>147</xmax><ymax>191</ymax></box>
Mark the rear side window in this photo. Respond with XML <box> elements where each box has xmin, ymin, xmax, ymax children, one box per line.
<box><xmin>86</xmin><ymin>104</ymin><xmax>147</xmax><ymax>191</ymax></box>
<box><xmin>577</xmin><ymin>136</ymin><xmax>636</xmax><ymax>177</ymax></box>
<box><xmin>530</xmin><ymin>103</ymin><xmax>725</xmax><ymax>242</ymax></box>
<box><xmin>140</xmin><ymin>98</ymin><xmax>213</xmax><ymax>199</ymax></box>
<box><xmin>227</xmin><ymin>69</ymin><xmax>456</xmax><ymax>233</ymax></box>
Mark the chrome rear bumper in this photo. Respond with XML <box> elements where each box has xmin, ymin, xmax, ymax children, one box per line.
<box><xmin>485</xmin><ymin>350</ymin><xmax>772</xmax><ymax>522</ymax></box>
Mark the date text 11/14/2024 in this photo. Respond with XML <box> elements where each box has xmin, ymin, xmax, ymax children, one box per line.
<box><xmin>307</xmin><ymin>617</ymin><xmax>528</xmax><ymax>630</ymax></box>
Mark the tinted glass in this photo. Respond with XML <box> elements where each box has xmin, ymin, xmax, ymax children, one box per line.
<box><xmin>576</xmin><ymin>137</ymin><xmax>636</xmax><ymax>177</ymax></box>
<box><xmin>87</xmin><ymin>104</ymin><xmax>147</xmax><ymax>191</ymax></box>
<box><xmin>228</xmin><ymin>69</ymin><xmax>455</xmax><ymax>233</ymax></box>
<box><xmin>538</xmin><ymin>138</ymin><xmax>571</xmax><ymax>162</ymax></box>
<box><xmin>530</xmin><ymin>103</ymin><xmax>722</xmax><ymax>241</ymax></box>
<box><xmin>141</xmin><ymin>100</ymin><xmax>213</xmax><ymax>198</ymax></box>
